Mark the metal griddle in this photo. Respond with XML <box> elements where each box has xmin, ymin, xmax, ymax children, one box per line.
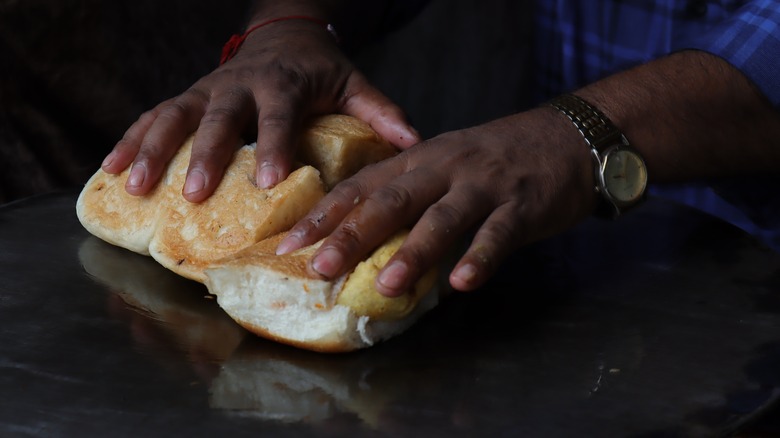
<box><xmin>1</xmin><ymin>192</ymin><xmax>779</xmax><ymax>436</ymax></box>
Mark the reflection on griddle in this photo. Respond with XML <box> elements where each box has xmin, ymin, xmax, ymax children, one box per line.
<box><xmin>79</xmin><ymin>236</ymin><xmax>247</xmax><ymax>364</ymax></box>
<box><xmin>77</xmin><ymin>236</ymin><xmax>441</xmax><ymax>429</ymax></box>
<box><xmin>76</xmin><ymin>230</ymin><xmax>780</xmax><ymax>435</ymax></box>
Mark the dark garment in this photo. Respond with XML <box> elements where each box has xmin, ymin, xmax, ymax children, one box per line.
<box><xmin>0</xmin><ymin>0</ymin><xmax>246</xmax><ymax>204</ymax></box>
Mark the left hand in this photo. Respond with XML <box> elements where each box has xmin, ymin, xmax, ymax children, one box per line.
<box><xmin>276</xmin><ymin>107</ymin><xmax>599</xmax><ymax>295</ymax></box>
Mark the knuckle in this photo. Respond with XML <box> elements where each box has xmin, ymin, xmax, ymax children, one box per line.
<box><xmin>304</xmin><ymin>210</ymin><xmax>327</xmax><ymax>230</ymax></box>
<box><xmin>182</xmin><ymin>87</ymin><xmax>209</xmax><ymax>106</ymax></box>
<box><xmin>137</xmin><ymin>109</ymin><xmax>158</xmax><ymax>124</ymax></box>
<box><xmin>200</xmin><ymin>106</ymin><xmax>237</xmax><ymax>126</ymax></box>
<box><xmin>157</xmin><ymin>100</ymin><xmax>189</xmax><ymax>123</ymax></box>
<box><xmin>368</xmin><ymin>184</ymin><xmax>412</xmax><ymax>213</ymax></box>
<box><xmin>296</xmin><ymin>213</ymin><xmax>325</xmax><ymax>236</ymax></box>
<box><xmin>137</xmin><ymin>141</ymin><xmax>167</xmax><ymax>159</ymax></box>
<box><xmin>231</xmin><ymin>65</ymin><xmax>257</xmax><ymax>84</ymax></box>
<box><xmin>244</xmin><ymin>57</ymin><xmax>308</xmax><ymax>94</ymax></box>
<box><xmin>478</xmin><ymin>220</ymin><xmax>517</xmax><ymax>250</ymax></box>
<box><xmin>334</xmin><ymin>219</ymin><xmax>364</xmax><ymax>250</ymax></box>
<box><xmin>426</xmin><ymin>202</ymin><xmax>465</xmax><ymax>229</ymax></box>
<box><xmin>270</xmin><ymin>63</ymin><xmax>307</xmax><ymax>90</ymax></box>
<box><xmin>329</xmin><ymin>178</ymin><xmax>365</xmax><ymax>203</ymax></box>
<box><xmin>396</xmin><ymin>243</ymin><xmax>428</xmax><ymax>273</ymax></box>
<box><xmin>258</xmin><ymin>112</ymin><xmax>293</xmax><ymax>130</ymax></box>
<box><xmin>113</xmin><ymin>137</ymin><xmax>136</xmax><ymax>152</ymax></box>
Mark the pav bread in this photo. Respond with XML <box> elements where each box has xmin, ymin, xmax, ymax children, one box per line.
<box><xmin>205</xmin><ymin>231</ymin><xmax>439</xmax><ymax>353</ymax></box>
<box><xmin>77</xmin><ymin>115</ymin><xmax>439</xmax><ymax>352</ymax></box>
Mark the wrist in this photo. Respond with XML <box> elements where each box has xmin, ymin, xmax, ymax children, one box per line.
<box><xmin>548</xmin><ymin>94</ymin><xmax>648</xmax><ymax>219</ymax></box>
<box><xmin>527</xmin><ymin>106</ymin><xmax>601</xmax><ymax>222</ymax></box>
<box><xmin>221</xmin><ymin>14</ymin><xmax>339</xmax><ymax>65</ymax></box>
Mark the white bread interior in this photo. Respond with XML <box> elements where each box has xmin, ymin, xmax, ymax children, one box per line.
<box><xmin>297</xmin><ymin>115</ymin><xmax>397</xmax><ymax>189</ymax></box>
<box><xmin>204</xmin><ymin>232</ymin><xmax>439</xmax><ymax>353</ymax></box>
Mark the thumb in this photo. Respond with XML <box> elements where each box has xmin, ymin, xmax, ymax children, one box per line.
<box><xmin>339</xmin><ymin>71</ymin><xmax>421</xmax><ymax>149</ymax></box>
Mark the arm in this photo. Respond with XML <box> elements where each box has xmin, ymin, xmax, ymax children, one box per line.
<box><xmin>581</xmin><ymin>51</ymin><xmax>780</xmax><ymax>181</ymax></box>
<box><xmin>276</xmin><ymin>49</ymin><xmax>780</xmax><ymax>295</ymax></box>
<box><xmin>101</xmin><ymin>0</ymin><xmax>421</xmax><ymax>202</ymax></box>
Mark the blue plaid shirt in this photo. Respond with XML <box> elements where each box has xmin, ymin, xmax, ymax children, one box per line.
<box><xmin>532</xmin><ymin>0</ymin><xmax>780</xmax><ymax>108</ymax></box>
<box><xmin>531</xmin><ymin>0</ymin><xmax>780</xmax><ymax>249</ymax></box>
<box><xmin>386</xmin><ymin>1</ymin><xmax>780</xmax><ymax>247</ymax></box>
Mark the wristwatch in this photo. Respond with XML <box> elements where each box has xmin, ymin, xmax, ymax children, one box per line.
<box><xmin>549</xmin><ymin>93</ymin><xmax>648</xmax><ymax>219</ymax></box>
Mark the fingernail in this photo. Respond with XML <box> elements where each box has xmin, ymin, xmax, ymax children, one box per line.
<box><xmin>452</xmin><ymin>263</ymin><xmax>477</xmax><ymax>285</ymax></box>
<box><xmin>101</xmin><ymin>152</ymin><xmax>116</xmax><ymax>169</ymax></box>
<box><xmin>276</xmin><ymin>234</ymin><xmax>302</xmax><ymax>255</ymax></box>
<box><xmin>257</xmin><ymin>164</ymin><xmax>278</xmax><ymax>189</ymax></box>
<box><xmin>398</xmin><ymin>124</ymin><xmax>421</xmax><ymax>145</ymax></box>
<box><xmin>127</xmin><ymin>163</ymin><xmax>146</xmax><ymax>188</ymax></box>
<box><xmin>377</xmin><ymin>260</ymin><xmax>408</xmax><ymax>294</ymax></box>
<box><xmin>183</xmin><ymin>169</ymin><xmax>206</xmax><ymax>195</ymax></box>
<box><xmin>311</xmin><ymin>247</ymin><xmax>343</xmax><ymax>278</ymax></box>
<box><xmin>406</xmin><ymin>124</ymin><xmax>421</xmax><ymax>140</ymax></box>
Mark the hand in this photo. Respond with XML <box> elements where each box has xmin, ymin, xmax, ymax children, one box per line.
<box><xmin>101</xmin><ymin>18</ymin><xmax>419</xmax><ymax>202</ymax></box>
<box><xmin>276</xmin><ymin>107</ymin><xmax>599</xmax><ymax>294</ymax></box>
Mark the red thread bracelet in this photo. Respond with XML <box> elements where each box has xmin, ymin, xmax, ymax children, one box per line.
<box><xmin>220</xmin><ymin>15</ymin><xmax>337</xmax><ymax>65</ymax></box>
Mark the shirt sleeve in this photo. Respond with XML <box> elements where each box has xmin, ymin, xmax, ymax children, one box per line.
<box><xmin>681</xmin><ymin>0</ymin><xmax>780</xmax><ymax>108</ymax></box>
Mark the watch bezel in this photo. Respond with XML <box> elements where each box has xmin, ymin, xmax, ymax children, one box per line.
<box><xmin>593</xmin><ymin>144</ymin><xmax>648</xmax><ymax>215</ymax></box>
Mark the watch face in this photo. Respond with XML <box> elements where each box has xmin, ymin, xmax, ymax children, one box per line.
<box><xmin>601</xmin><ymin>148</ymin><xmax>648</xmax><ymax>204</ymax></box>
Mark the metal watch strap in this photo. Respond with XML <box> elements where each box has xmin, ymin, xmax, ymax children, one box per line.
<box><xmin>548</xmin><ymin>94</ymin><xmax>627</xmax><ymax>151</ymax></box>
<box><xmin>549</xmin><ymin>93</ymin><xmax>628</xmax><ymax>219</ymax></box>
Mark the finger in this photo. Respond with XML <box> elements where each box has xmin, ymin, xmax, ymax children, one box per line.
<box><xmin>375</xmin><ymin>185</ymin><xmax>494</xmax><ymax>297</ymax></box>
<box><xmin>340</xmin><ymin>71</ymin><xmax>421</xmax><ymax>148</ymax></box>
<box><xmin>125</xmin><ymin>88</ymin><xmax>209</xmax><ymax>196</ymax></box>
<box><xmin>308</xmin><ymin>165</ymin><xmax>449</xmax><ymax>280</ymax></box>
<box><xmin>183</xmin><ymin>86</ymin><xmax>255</xmax><ymax>202</ymax></box>
<box><xmin>275</xmin><ymin>155</ymin><xmax>409</xmax><ymax>255</ymax></box>
<box><xmin>254</xmin><ymin>96</ymin><xmax>304</xmax><ymax>189</ymax></box>
<box><xmin>102</xmin><ymin>99</ymin><xmax>172</xmax><ymax>174</ymax></box>
<box><xmin>449</xmin><ymin>202</ymin><xmax>524</xmax><ymax>292</ymax></box>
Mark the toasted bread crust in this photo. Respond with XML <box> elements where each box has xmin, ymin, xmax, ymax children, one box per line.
<box><xmin>78</xmin><ymin>138</ymin><xmax>327</xmax><ymax>282</ymax></box>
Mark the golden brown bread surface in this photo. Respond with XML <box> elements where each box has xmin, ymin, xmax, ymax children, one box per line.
<box><xmin>76</xmin><ymin>114</ymin><xmax>392</xmax><ymax>282</ymax></box>
<box><xmin>298</xmin><ymin>115</ymin><xmax>396</xmax><ymax>189</ymax></box>
<box><xmin>337</xmin><ymin>232</ymin><xmax>437</xmax><ymax>321</ymax></box>
<box><xmin>77</xmin><ymin>139</ymin><xmax>326</xmax><ymax>282</ymax></box>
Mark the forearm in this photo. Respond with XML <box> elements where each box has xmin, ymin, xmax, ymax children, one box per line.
<box><xmin>576</xmin><ymin>50</ymin><xmax>780</xmax><ymax>183</ymax></box>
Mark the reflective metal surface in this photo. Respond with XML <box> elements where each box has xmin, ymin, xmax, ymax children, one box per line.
<box><xmin>2</xmin><ymin>192</ymin><xmax>780</xmax><ymax>436</ymax></box>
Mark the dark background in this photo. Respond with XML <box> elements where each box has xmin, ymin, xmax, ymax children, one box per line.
<box><xmin>2</xmin><ymin>1</ymin><xmax>780</xmax><ymax>432</ymax></box>
<box><xmin>0</xmin><ymin>0</ymin><xmax>532</xmax><ymax>204</ymax></box>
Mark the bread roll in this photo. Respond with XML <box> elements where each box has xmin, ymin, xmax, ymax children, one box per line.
<box><xmin>204</xmin><ymin>231</ymin><xmax>439</xmax><ymax>353</ymax></box>
<box><xmin>298</xmin><ymin>115</ymin><xmax>397</xmax><ymax>189</ymax></box>
<box><xmin>76</xmin><ymin>115</ymin><xmax>439</xmax><ymax>352</ymax></box>
<box><xmin>77</xmin><ymin>138</ymin><xmax>325</xmax><ymax>282</ymax></box>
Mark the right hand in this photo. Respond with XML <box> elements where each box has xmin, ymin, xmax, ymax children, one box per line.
<box><xmin>276</xmin><ymin>108</ymin><xmax>598</xmax><ymax>295</ymax></box>
<box><xmin>101</xmin><ymin>17</ymin><xmax>420</xmax><ymax>202</ymax></box>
